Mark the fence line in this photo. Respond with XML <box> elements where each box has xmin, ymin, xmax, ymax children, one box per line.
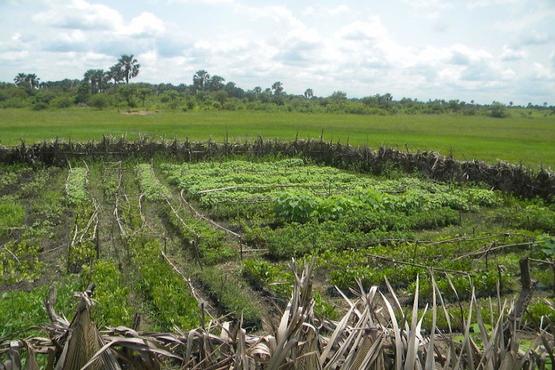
<box><xmin>0</xmin><ymin>137</ymin><xmax>553</xmax><ymax>199</ymax></box>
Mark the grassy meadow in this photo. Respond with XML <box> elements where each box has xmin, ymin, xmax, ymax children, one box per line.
<box><xmin>0</xmin><ymin>108</ymin><xmax>553</xmax><ymax>167</ymax></box>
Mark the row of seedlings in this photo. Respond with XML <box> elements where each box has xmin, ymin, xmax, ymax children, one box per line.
<box><xmin>65</xmin><ymin>166</ymin><xmax>98</xmax><ymax>272</ymax></box>
<box><xmin>0</xmin><ymin>166</ymin><xmax>80</xmax><ymax>336</ymax></box>
<box><xmin>75</xmin><ymin>162</ymin><xmax>134</xmax><ymax>327</ymax></box>
<box><xmin>0</xmin><ymin>166</ymin><xmax>70</xmax><ymax>286</ymax></box>
<box><xmin>138</xmin><ymin>163</ymin><xmax>264</xmax><ymax>329</ymax></box>
<box><xmin>123</xmin><ymin>163</ymin><xmax>199</xmax><ymax>329</ymax></box>
<box><xmin>162</xmin><ymin>159</ymin><xmax>555</xmax><ymax>322</ymax></box>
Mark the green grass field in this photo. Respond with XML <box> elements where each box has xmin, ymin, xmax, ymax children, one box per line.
<box><xmin>0</xmin><ymin>108</ymin><xmax>553</xmax><ymax>168</ymax></box>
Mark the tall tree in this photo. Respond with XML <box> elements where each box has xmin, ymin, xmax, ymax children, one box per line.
<box><xmin>271</xmin><ymin>81</ymin><xmax>284</xmax><ymax>96</ymax></box>
<box><xmin>193</xmin><ymin>70</ymin><xmax>210</xmax><ymax>91</ymax></box>
<box><xmin>304</xmin><ymin>88</ymin><xmax>313</xmax><ymax>99</ymax></box>
<box><xmin>83</xmin><ymin>69</ymin><xmax>105</xmax><ymax>94</ymax></box>
<box><xmin>14</xmin><ymin>73</ymin><xmax>40</xmax><ymax>90</ymax></box>
<box><xmin>106</xmin><ymin>65</ymin><xmax>123</xmax><ymax>85</ymax></box>
<box><xmin>116</xmin><ymin>54</ymin><xmax>140</xmax><ymax>84</ymax></box>
<box><xmin>207</xmin><ymin>75</ymin><xmax>225</xmax><ymax>91</ymax></box>
<box><xmin>13</xmin><ymin>73</ymin><xmax>27</xmax><ymax>87</ymax></box>
<box><xmin>26</xmin><ymin>74</ymin><xmax>40</xmax><ymax>89</ymax></box>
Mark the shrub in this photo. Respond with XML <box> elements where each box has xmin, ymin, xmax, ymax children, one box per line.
<box><xmin>32</xmin><ymin>101</ymin><xmax>49</xmax><ymax>110</ymax></box>
<box><xmin>88</xmin><ymin>94</ymin><xmax>111</xmax><ymax>109</ymax></box>
<box><xmin>52</xmin><ymin>95</ymin><xmax>74</xmax><ymax>108</ymax></box>
<box><xmin>489</xmin><ymin>102</ymin><xmax>508</xmax><ymax>118</ymax></box>
<box><xmin>0</xmin><ymin>97</ymin><xmax>28</xmax><ymax>108</ymax></box>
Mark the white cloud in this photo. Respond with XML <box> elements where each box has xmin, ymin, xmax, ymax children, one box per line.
<box><xmin>126</xmin><ymin>12</ymin><xmax>166</xmax><ymax>37</ymax></box>
<box><xmin>1</xmin><ymin>0</ymin><xmax>553</xmax><ymax>104</ymax></box>
<box><xmin>33</xmin><ymin>1</ymin><xmax>166</xmax><ymax>38</ymax></box>
<box><xmin>169</xmin><ymin>0</ymin><xmax>234</xmax><ymax>4</ymax></box>
<box><xmin>500</xmin><ymin>46</ymin><xmax>526</xmax><ymax>61</ymax></box>
<box><xmin>302</xmin><ymin>4</ymin><xmax>351</xmax><ymax>16</ymax></box>
<box><xmin>402</xmin><ymin>0</ymin><xmax>450</xmax><ymax>18</ymax></box>
<box><xmin>518</xmin><ymin>30</ymin><xmax>552</xmax><ymax>46</ymax></box>
<box><xmin>448</xmin><ymin>45</ymin><xmax>492</xmax><ymax>66</ymax></box>
<box><xmin>467</xmin><ymin>0</ymin><xmax>518</xmax><ymax>9</ymax></box>
<box><xmin>0</xmin><ymin>50</ymin><xmax>29</xmax><ymax>61</ymax></box>
<box><xmin>32</xmin><ymin>0</ymin><xmax>124</xmax><ymax>30</ymax></box>
<box><xmin>531</xmin><ymin>62</ymin><xmax>555</xmax><ymax>81</ymax></box>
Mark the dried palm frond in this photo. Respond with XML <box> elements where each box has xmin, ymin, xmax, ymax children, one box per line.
<box><xmin>1</xmin><ymin>260</ymin><xmax>554</xmax><ymax>369</ymax></box>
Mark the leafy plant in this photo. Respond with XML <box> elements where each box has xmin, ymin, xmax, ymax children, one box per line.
<box><xmin>136</xmin><ymin>163</ymin><xmax>171</xmax><ymax>201</ymax></box>
<box><xmin>195</xmin><ymin>266</ymin><xmax>263</xmax><ymax>330</ymax></box>
<box><xmin>274</xmin><ymin>190</ymin><xmax>318</xmax><ymax>223</ymax></box>
<box><xmin>80</xmin><ymin>260</ymin><xmax>132</xmax><ymax>327</ymax></box>
<box><xmin>129</xmin><ymin>236</ymin><xmax>199</xmax><ymax>330</ymax></box>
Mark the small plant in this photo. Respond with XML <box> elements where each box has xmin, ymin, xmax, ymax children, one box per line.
<box><xmin>274</xmin><ymin>190</ymin><xmax>318</xmax><ymax>223</ymax></box>
<box><xmin>195</xmin><ymin>266</ymin><xmax>263</xmax><ymax>330</ymax></box>
<box><xmin>538</xmin><ymin>234</ymin><xmax>555</xmax><ymax>259</ymax></box>
<box><xmin>129</xmin><ymin>236</ymin><xmax>199</xmax><ymax>330</ymax></box>
<box><xmin>0</xmin><ymin>198</ymin><xmax>25</xmax><ymax>237</ymax></box>
<box><xmin>136</xmin><ymin>163</ymin><xmax>171</xmax><ymax>201</ymax></box>
<box><xmin>80</xmin><ymin>260</ymin><xmax>132</xmax><ymax>327</ymax></box>
<box><xmin>65</xmin><ymin>167</ymin><xmax>88</xmax><ymax>205</ymax></box>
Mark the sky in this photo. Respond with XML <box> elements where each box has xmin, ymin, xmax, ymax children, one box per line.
<box><xmin>0</xmin><ymin>0</ymin><xmax>554</xmax><ymax>105</ymax></box>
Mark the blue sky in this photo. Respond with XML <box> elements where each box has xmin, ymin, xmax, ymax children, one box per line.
<box><xmin>0</xmin><ymin>0</ymin><xmax>554</xmax><ymax>104</ymax></box>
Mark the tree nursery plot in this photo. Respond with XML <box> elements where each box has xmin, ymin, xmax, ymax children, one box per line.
<box><xmin>0</xmin><ymin>152</ymin><xmax>554</xmax><ymax>367</ymax></box>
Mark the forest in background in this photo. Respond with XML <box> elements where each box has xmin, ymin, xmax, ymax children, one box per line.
<box><xmin>3</xmin><ymin>54</ymin><xmax>554</xmax><ymax>117</ymax></box>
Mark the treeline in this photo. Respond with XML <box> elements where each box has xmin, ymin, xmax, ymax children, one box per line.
<box><xmin>1</xmin><ymin>55</ymin><xmax>554</xmax><ymax>117</ymax></box>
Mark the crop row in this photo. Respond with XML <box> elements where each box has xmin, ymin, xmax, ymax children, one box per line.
<box><xmin>137</xmin><ymin>163</ymin><xmax>237</xmax><ymax>264</ymax></box>
<box><xmin>128</xmin><ymin>236</ymin><xmax>199</xmax><ymax>329</ymax></box>
<box><xmin>108</xmin><ymin>165</ymin><xmax>200</xmax><ymax>329</ymax></box>
<box><xmin>65</xmin><ymin>167</ymin><xmax>97</xmax><ymax>272</ymax></box>
<box><xmin>0</xmin><ymin>168</ymin><xmax>69</xmax><ymax>285</ymax></box>
<box><xmin>242</xmin><ymin>259</ymin><xmax>337</xmax><ymax>319</ymax></box>
<box><xmin>314</xmin><ymin>231</ymin><xmax>552</xmax><ymax>301</ymax></box>
<box><xmin>136</xmin><ymin>163</ymin><xmax>171</xmax><ymax>201</ymax></box>
<box><xmin>136</xmin><ymin>163</ymin><xmax>265</xmax><ymax>326</ymax></box>
<box><xmin>160</xmin><ymin>159</ymin><xmax>555</xmax><ymax>311</ymax></box>
<box><xmin>194</xmin><ymin>267</ymin><xmax>263</xmax><ymax>329</ymax></box>
<box><xmin>80</xmin><ymin>259</ymin><xmax>132</xmax><ymax>327</ymax></box>
<box><xmin>0</xmin><ymin>277</ymin><xmax>80</xmax><ymax>338</ymax></box>
<box><xmin>162</xmin><ymin>160</ymin><xmax>503</xmax><ymax>262</ymax></box>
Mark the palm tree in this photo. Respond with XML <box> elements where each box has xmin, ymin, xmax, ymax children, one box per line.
<box><xmin>27</xmin><ymin>74</ymin><xmax>40</xmax><ymax>89</ymax></box>
<box><xmin>304</xmin><ymin>88</ymin><xmax>313</xmax><ymax>99</ymax></box>
<box><xmin>14</xmin><ymin>73</ymin><xmax>39</xmax><ymax>89</ymax></box>
<box><xmin>271</xmin><ymin>81</ymin><xmax>284</xmax><ymax>96</ymax></box>
<box><xmin>106</xmin><ymin>65</ymin><xmax>123</xmax><ymax>85</ymax></box>
<box><xmin>193</xmin><ymin>70</ymin><xmax>210</xmax><ymax>91</ymax></box>
<box><xmin>83</xmin><ymin>69</ymin><xmax>108</xmax><ymax>94</ymax></box>
<box><xmin>117</xmin><ymin>54</ymin><xmax>140</xmax><ymax>84</ymax></box>
<box><xmin>84</xmin><ymin>69</ymin><xmax>95</xmax><ymax>93</ymax></box>
<box><xmin>13</xmin><ymin>73</ymin><xmax>27</xmax><ymax>87</ymax></box>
